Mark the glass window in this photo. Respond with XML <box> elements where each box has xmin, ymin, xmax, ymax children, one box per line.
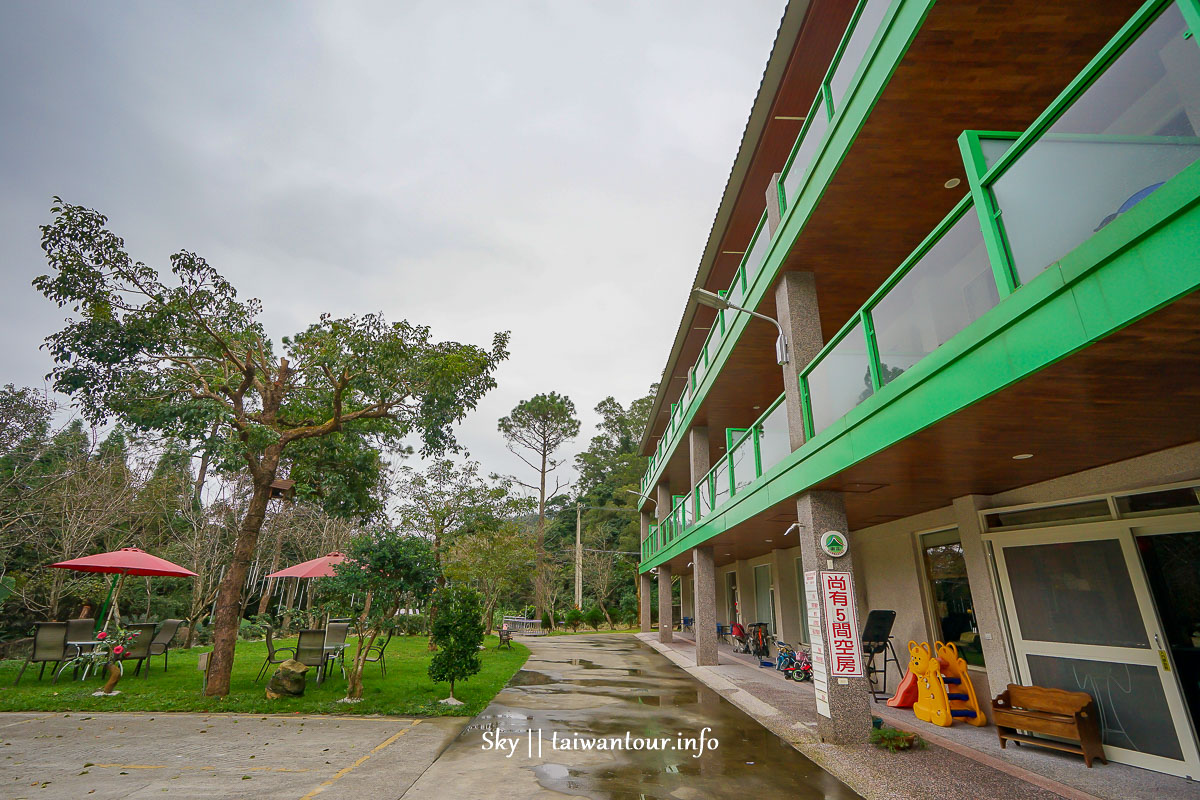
<box><xmin>920</xmin><ymin>530</ymin><xmax>985</xmax><ymax>666</ymax></box>
<box><xmin>782</xmin><ymin>97</ymin><xmax>830</xmax><ymax>204</ymax></box>
<box><xmin>731</xmin><ymin>431</ymin><xmax>756</xmax><ymax>493</ymax></box>
<box><xmin>1004</xmin><ymin>539</ymin><xmax>1148</xmax><ymax>648</ymax></box>
<box><xmin>872</xmin><ymin>207</ymin><xmax>998</xmax><ymax>385</ymax></box>
<box><xmin>1027</xmin><ymin>655</ymin><xmax>1183</xmax><ymax>761</ymax></box>
<box><xmin>991</xmin><ymin>6</ymin><xmax>1200</xmax><ymax>284</ymax></box>
<box><xmin>828</xmin><ymin>0</ymin><xmax>892</xmax><ymax>112</ymax></box>
<box><xmin>756</xmin><ymin>400</ymin><xmax>791</xmax><ymax>475</ymax></box>
<box><xmin>726</xmin><ymin>571</ymin><xmax>739</xmax><ymax>624</ymax></box>
<box><xmin>1116</xmin><ymin>486</ymin><xmax>1200</xmax><ymax>517</ymax></box>
<box><xmin>728</xmin><ymin>270</ymin><xmax>745</xmax><ymax>309</ymax></box>
<box><xmin>984</xmin><ymin>498</ymin><xmax>1112</xmax><ymax>530</ymax></box>
<box><xmin>754</xmin><ymin>564</ymin><xmax>775</xmax><ymax>633</ymax></box>
<box><xmin>795</xmin><ymin>558</ymin><xmax>810</xmax><ymax>645</ymax></box>
<box><xmin>805</xmin><ymin>321</ymin><xmax>874</xmax><ymax>435</ymax></box>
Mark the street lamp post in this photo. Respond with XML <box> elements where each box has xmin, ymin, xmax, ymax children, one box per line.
<box><xmin>691</xmin><ymin>287</ymin><xmax>789</xmax><ymax>365</ymax></box>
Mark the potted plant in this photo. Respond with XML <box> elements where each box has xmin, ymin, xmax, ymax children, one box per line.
<box><xmin>62</xmin><ymin>627</ymin><xmax>143</xmax><ymax>696</ymax></box>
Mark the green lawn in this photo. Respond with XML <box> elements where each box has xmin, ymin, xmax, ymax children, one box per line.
<box><xmin>0</xmin><ymin>634</ymin><xmax>528</xmax><ymax>717</ymax></box>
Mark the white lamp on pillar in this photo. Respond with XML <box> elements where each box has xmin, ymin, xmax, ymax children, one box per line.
<box><xmin>691</xmin><ymin>288</ymin><xmax>790</xmax><ymax>365</ymax></box>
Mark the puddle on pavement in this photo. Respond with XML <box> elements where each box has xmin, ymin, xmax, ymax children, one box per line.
<box><xmin>471</xmin><ymin>634</ymin><xmax>861</xmax><ymax>799</ymax></box>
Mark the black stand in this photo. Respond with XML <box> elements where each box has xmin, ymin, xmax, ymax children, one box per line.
<box><xmin>864</xmin><ymin>636</ymin><xmax>901</xmax><ymax>702</ymax></box>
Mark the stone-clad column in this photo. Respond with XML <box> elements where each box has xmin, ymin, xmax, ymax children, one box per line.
<box><xmin>776</xmin><ymin>269</ymin><xmax>871</xmax><ymax>744</ymax></box>
<box><xmin>774</xmin><ymin>272</ymin><xmax>825</xmax><ymax>449</ymax></box>
<box><xmin>693</xmin><ymin>546</ymin><xmax>717</xmax><ymax>665</ymax></box>
<box><xmin>687</xmin><ymin>426</ymin><xmax>709</xmax><ymax>488</ymax></box>
<box><xmin>657</xmin><ymin>563</ymin><xmax>674</xmax><ymax>644</ymax></box>
<box><xmin>655</xmin><ymin>482</ymin><xmax>672</xmax><ymax>521</ymax></box>
<box><xmin>796</xmin><ymin>491</ymin><xmax>872</xmax><ymax>744</ymax></box>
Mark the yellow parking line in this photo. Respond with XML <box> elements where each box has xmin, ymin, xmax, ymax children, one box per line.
<box><xmin>298</xmin><ymin>722</ymin><xmax>415</xmax><ymax>800</ymax></box>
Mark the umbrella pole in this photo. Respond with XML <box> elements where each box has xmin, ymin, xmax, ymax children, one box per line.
<box><xmin>103</xmin><ymin>572</ymin><xmax>127</xmax><ymax>631</ymax></box>
<box><xmin>95</xmin><ymin>574</ymin><xmax>120</xmax><ymax>634</ymax></box>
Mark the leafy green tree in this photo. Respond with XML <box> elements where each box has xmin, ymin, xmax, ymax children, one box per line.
<box><xmin>427</xmin><ymin>584</ymin><xmax>484</xmax><ymax>704</ymax></box>
<box><xmin>565</xmin><ymin>607</ymin><xmax>582</xmax><ymax>632</ymax></box>
<box><xmin>498</xmin><ymin>392</ymin><xmax>579</xmax><ymax>619</ymax></box>
<box><xmin>584</xmin><ymin>605</ymin><xmax>604</xmax><ymax>631</ymax></box>
<box><xmin>34</xmin><ymin>199</ymin><xmax>509</xmax><ymax>695</ymax></box>
<box><xmin>445</xmin><ymin>522</ymin><xmax>534</xmax><ymax>633</ymax></box>
<box><xmin>317</xmin><ymin>531</ymin><xmax>437</xmax><ymax>700</ymax></box>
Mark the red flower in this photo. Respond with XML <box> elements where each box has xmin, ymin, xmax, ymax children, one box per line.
<box><xmin>112</xmin><ymin>645</ymin><xmax>124</xmax><ymax>655</ymax></box>
<box><xmin>96</xmin><ymin>631</ymin><xmax>107</xmax><ymax>640</ymax></box>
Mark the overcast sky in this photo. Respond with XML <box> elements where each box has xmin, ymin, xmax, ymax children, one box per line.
<box><xmin>0</xmin><ymin>0</ymin><xmax>786</xmax><ymax>494</ymax></box>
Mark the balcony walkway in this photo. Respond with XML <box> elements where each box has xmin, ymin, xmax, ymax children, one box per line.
<box><xmin>638</xmin><ymin>632</ymin><xmax>1197</xmax><ymax>800</ymax></box>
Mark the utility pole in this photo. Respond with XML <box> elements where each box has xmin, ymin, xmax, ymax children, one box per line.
<box><xmin>575</xmin><ymin>502</ymin><xmax>583</xmax><ymax>608</ymax></box>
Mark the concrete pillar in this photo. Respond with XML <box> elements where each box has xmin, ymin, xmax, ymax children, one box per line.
<box><xmin>774</xmin><ymin>272</ymin><xmax>825</xmax><ymax>449</ymax></box>
<box><xmin>764</xmin><ymin>173</ymin><xmax>783</xmax><ymax>236</ymax></box>
<box><xmin>953</xmin><ymin>495</ymin><xmax>1014</xmax><ymax>691</ymax></box>
<box><xmin>693</xmin><ymin>546</ymin><xmax>717</xmax><ymax>665</ymax></box>
<box><xmin>657</xmin><ymin>563</ymin><xmax>674</xmax><ymax>643</ymax></box>
<box><xmin>796</xmin><ymin>490</ymin><xmax>873</xmax><ymax>744</ymax></box>
<box><xmin>639</xmin><ymin>571</ymin><xmax>653</xmax><ymax>633</ymax></box>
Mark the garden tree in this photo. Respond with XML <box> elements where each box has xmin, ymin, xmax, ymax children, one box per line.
<box><xmin>427</xmin><ymin>584</ymin><xmax>484</xmax><ymax>705</ymax></box>
<box><xmin>584</xmin><ymin>604</ymin><xmax>605</xmax><ymax>631</ymax></box>
<box><xmin>583</xmin><ymin>545</ymin><xmax>619</xmax><ymax>626</ymax></box>
<box><xmin>394</xmin><ymin>459</ymin><xmax>528</xmax><ymax>581</ymax></box>
<box><xmin>0</xmin><ymin>385</ymin><xmax>53</xmax><ymax>456</ymax></box>
<box><xmin>316</xmin><ymin>530</ymin><xmax>437</xmax><ymax>701</ymax></box>
<box><xmin>565</xmin><ymin>607</ymin><xmax>582</xmax><ymax>632</ymax></box>
<box><xmin>445</xmin><ymin>521</ymin><xmax>535</xmax><ymax>633</ymax></box>
<box><xmin>497</xmin><ymin>392</ymin><xmax>579</xmax><ymax>620</ymax></box>
<box><xmin>35</xmin><ymin>199</ymin><xmax>509</xmax><ymax>695</ymax></box>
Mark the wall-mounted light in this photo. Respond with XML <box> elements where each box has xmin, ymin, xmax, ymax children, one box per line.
<box><xmin>691</xmin><ymin>288</ymin><xmax>790</xmax><ymax>365</ymax></box>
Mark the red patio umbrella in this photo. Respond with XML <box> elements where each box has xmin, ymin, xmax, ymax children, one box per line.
<box><xmin>49</xmin><ymin>547</ymin><xmax>197</xmax><ymax>630</ymax></box>
<box><xmin>266</xmin><ymin>551</ymin><xmax>347</xmax><ymax>579</ymax></box>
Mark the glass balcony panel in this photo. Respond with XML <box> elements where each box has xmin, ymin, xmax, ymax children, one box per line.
<box><xmin>991</xmin><ymin>5</ymin><xmax>1200</xmax><ymax>285</ymax></box>
<box><xmin>980</xmin><ymin>136</ymin><xmax>1016</xmax><ymax>169</ymax></box>
<box><xmin>742</xmin><ymin>220</ymin><xmax>771</xmax><ymax>288</ymax></box>
<box><xmin>731</xmin><ymin>433</ymin><xmax>756</xmax><ymax>493</ymax></box>
<box><xmin>697</xmin><ymin>480</ymin><xmax>713</xmax><ymax>519</ymax></box>
<box><xmin>806</xmin><ymin>321</ymin><xmax>873</xmax><ymax>436</ymax></box>
<box><xmin>828</xmin><ymin>0</ymin><xmax>892</xmax><ymax>112</ymax></box>
<box><xmin>781</xmin><ymin>97</ymin><xmax>829</xmax><ymax>204</ymax></box>
<box><xmin>724</xmin><ymin>271</ymin><xmax>744</xmax><ymax>309</ymax></box>
<box><xmin>712</xmin><ymin>459</ymin><xmax>731</xmax><ymax>509</ymax></box>
<box><xmin>871</xmin><ymin>206</ymin><xmax>998</xmax><ymax>385</ymax></box>
<box><xmin>756</xmin><ymin>400</ymin><xmax>791</xmax><ymax>474</ymax></box>
<box><xmin>705</xmin><ymin>315</ymin><xmax>724</xmax><ymax>366</ymax></box>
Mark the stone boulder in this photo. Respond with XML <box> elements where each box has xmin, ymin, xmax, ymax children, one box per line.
<box><xmin>265</xmin><ymin>659</ymin><xmax>309</xmax><ymax>699</ymax></box>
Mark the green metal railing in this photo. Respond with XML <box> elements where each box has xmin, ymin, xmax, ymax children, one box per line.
<box><xmin>640</xmin><ymin>0</ymin><xmax>897</xmax><ymax>497</ymax></box>
<box><xmin>641</xmin><ymin>0</ymin><xmax>1200</xmax><ymax>564</ymax></box>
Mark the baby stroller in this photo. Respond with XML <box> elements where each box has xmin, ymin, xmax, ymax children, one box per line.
<box><xmin>730</xmin><ymin>622</ymin><xmax>749</xmax><ymax>653</ymax></box>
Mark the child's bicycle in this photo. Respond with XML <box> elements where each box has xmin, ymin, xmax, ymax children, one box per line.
<box><xmin>774</xmin><ymin>639</ymin><xmax>813</xmax><ymax>681</ymax></box>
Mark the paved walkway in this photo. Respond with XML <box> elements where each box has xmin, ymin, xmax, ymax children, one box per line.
<box><xmin>0</xmin><ymin>711</ymin><xmax>464</xmax><ymax>800</ymax></box>
<box><xmin>402</xmin><ymin>633</ymin><xmax>859</xmax><ymax>799</ymax></box>
<box><xmin>644</xmin><ymin>633</ymin><xmax>1198</xmax><ymax>800</ymax></box>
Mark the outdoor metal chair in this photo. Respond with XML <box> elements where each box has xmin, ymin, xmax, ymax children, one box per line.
<box><xmin>255</xmin><ymin>625</ymin><xmax>297</xmax><ymax>683</ymax></box>
<box><xmin>144</xmin><ymin>619</ymin><xmax>183</xmax><ymax>672</ymax></box>
<box><xmin>295</xmin><ymin>629</ymin><xmax>329</xmax><ymax>684</ymax></box>
<box><xmin>13</xmin><ymin>622</ymin><xmax>67</xmax><ymax>685</ymax></box>
<box><xmin>861</xmin><ymin>609</ymin><xmax>900</xmax><ymax>701</ymax></box>
<box><xmin>363</xmin><ymin>633</ymin><xmax>392</xmax><ymax>675</ymax></box>
<box><xmin>122</xmin><ymin>622</ymin><xmax>158</xmax><ymax>677</ymax></box>
<box><xmin>323</xmin><ymin>622</ymin><xmax>350</xmax><ymax>680</ymax></box>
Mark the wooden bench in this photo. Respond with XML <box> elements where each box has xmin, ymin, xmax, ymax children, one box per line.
<box><xmin>992</xmin><ymin>684</ymin><xmax>1106</xmax><ymax>767</ymax></box>
<box><xmin>497</xmin><ymin>629</ymin><xmax>513</xmax><ymax>649</ymax></box>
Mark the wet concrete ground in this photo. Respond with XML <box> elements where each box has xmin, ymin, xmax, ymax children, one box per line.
<box><xmin>402</xmin><ymin>634</ymin><xmax>860</xmax><ymax>799</ymax></box>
